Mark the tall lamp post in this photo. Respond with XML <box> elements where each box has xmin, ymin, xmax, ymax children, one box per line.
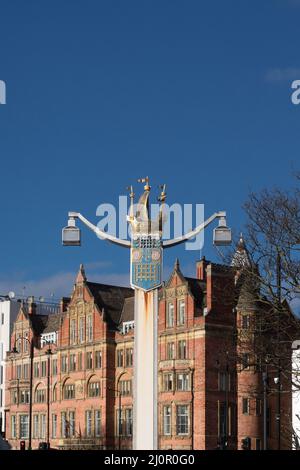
<box><xmin>11</xmin><ymin>336</ymin><xmax>34</xmax><ymax>450</ymax></box>
<box><xmin>62</xmin><ymin>178</ymin><xmax>231</xmax><ymax>449</ymax></box>
<box><xmin>108</xmin><ymin>387</ymin><xmax>122</xmax><ymax>449</ymax></box>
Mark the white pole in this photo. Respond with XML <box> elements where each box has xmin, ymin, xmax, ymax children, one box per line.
<box><xmin>133</xmin><ymin>288</ymin><xmax>158</xmax><ymax>450</ymax></box>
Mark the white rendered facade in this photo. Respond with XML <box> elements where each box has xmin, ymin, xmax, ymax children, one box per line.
<box><xmin>0</xmin><ymin>300</ymin><xmax>20</xmax><ymax>434</ymax></box>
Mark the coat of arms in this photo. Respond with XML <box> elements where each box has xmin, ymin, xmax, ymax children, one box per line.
<box><xmin>127</xmin><ymin>178</ymin><xmax>166</xmax><ymax>291</ymax></box>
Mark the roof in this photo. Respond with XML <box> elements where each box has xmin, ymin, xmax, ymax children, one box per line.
<box><xmin>29</xmin><ymin>315</ymin><xmax>49</xmax><ymax>336</ymax></box>
<box><xmin>120</xmin><ymin>296</ymin><xmax>135</xmax><ymax>324</ymax></box>
<box><xmin>185</xmin><ymin>277</ymin><xmax>205</xmax><ymax>310</ymax></box>
<box><xmin>86</xmin><ymin>282</ymin><xmax>134</xmax><ymax>328</ymax></box>
<box><xmin>42</xmin><ymin>312</ymin><xmax>66</xmax><ymax>334</ymax></box>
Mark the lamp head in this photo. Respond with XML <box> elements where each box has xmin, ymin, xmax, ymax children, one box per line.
<box><xmin>62</xmin><ymin>217</ymin><xmax>81</xmax><ymax>246</ymax></box>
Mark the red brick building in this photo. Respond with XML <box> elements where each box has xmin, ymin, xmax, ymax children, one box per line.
<box><xmin>4</xmin><ymin>246</ymin><xmax>292</xmax><ymax>450</ymax></box>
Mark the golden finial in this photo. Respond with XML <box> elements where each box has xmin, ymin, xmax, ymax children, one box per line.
<box><xmin>137</xmin><ymin>176</ymin><xmax>150</xmax><ymax>191</ymax></box>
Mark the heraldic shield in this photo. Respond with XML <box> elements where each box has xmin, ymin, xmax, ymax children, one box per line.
<box><xmin>130</xmin><ymin>234</ymin><xmax>162</xmax><ymax>291</ymax></box>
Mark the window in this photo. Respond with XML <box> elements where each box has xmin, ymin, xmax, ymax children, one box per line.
<box><xmin>241</xmin><ymin>314</ymin><xmax>250</xmax><ymax>329</ymax></box>
<box><xmin>177</xmin><ymin>299</ymin><xmax>185</xmax><ymax>325</ymax></box>
<box><xmin>70</xmin><ymin>318</ymin><xmax>76</xmax><ymax>344</ymax></box>
<box><xmin>95</xmin><ymin>351</ymin><xmax>102</xmax><ymax>368</ymax></box>
<box><xmin>219</xmin><ymin>372</ymin><xmax>231</xmax><ymax>392</ymax></box>
<box><xmin>41</xmin><ymin>361</ymin><xmax>47</xmax><ymax>377</ymax></box>
<box><xmin>35</xmin><ymin>388</ymin><xmax>46</xmax><ymax>403</ymax></box>
<box><xmin>86</xmin><ymin>410</ymin><xmax>92</xmax><ymax>437</ymax></box>
<box><xmin>41</xmin><ymin>414</ymin><xmax>46</xmax><ymax>439</ymax></box>
<box><xmin>17</xmin><ymin>334</ymin><xmax>22</xmax><ymax>353</ymax></box>
<box><xmin>64</xmin><ymin>383</ymin><xmax>75</xmax><ymax>399</ymax></box>
<box><xmin>11</xmin><ymin>415</ymin><xmax>16</xmax><ymax>439</ymax></box>
<box><xmin>166</xmin><ymin>303</ymin><xmax>174</xmax><ymax>328</ymax></box>
<box><xmin>95</xmin><ymin>410</ymin><xmax>101</xmax><ymax>437</ymax></box>
<box><xmin>256</xmin><ymin>438</ymin><xmax>261</xmax><ymax>450</ymax></box>
<box><xmin>86</xmin><ymin>351</ymin><xmax>93</xmax><ymax>369</ymax></box>
<box><xmin>61</xmin><ymin>355</ymin><xmax>68</xmax><ymax>373</ymax></box>
<box><xmin>78</xmin><ymin>352</ymin><xmax>82</xmax><ymax>370</ymax></box>
<box><xmin>69</xmin><ymin>411</ymin><xmax>75</xmax><ymax>437</ymax></box>
<box><xmin>119</xmin><ymin>380</ymin><xmax>132</xmax><ymax>396</ymax></box>
<box><xmin>1</xmin><ymin>313</ymin><xmax>4</xmax><ymax>325</ymax></box>
<box><xmin>23</xmin><ymin>333</ymin><xmax>29</xmax><ymax>353</ymax></box>
<box><xmin>20</xmin><ymin>390</ymin><xmax>30</xmax><ymax>404</ymax></box>
<box><xmin>19</xmin><ymin>415</ymin><xmax>29</xmax><ymax>439</ymax></box>
<box><xmin>11</xmin><ymin>390</ymin><xmax>18</xmax><ymax>404</ymax></box>
<box><xmin>17</xmin><ymin>364</ymin><xmax>22</xmax><ymax>379</ymax></box>
<box><xmin>79</xmin><ymin>317</ymin><xmax>85</xmax><ymax>343</ymax></box>
<box><xmin>241</xmin><ymin>353</ymin><xmax>250</xmax><ymax>370</ymax></box>
<box><xmin>218</xmin><ymin>402</ymin><xmax>230</xmax><ymax>438</ymax></box>
<box><xmin>125</xmin><ymin>348</ymin><xmax>133</xmax><ymax>367</ymax></box>
<box><xmin>125</xmin><ymin>408</ymin><xmax>133</xmax><ymax>436</ymax></box>
<box><xmin>69</xmin><ymin>354</ymin><xmax>76</xmax><ymax>372</ymax></box>
<box><xmin>33</xmin><ymin>362</ymin><xmax>40</xmax><ymax>378</ymax></box>
<box><xmin>23</xmin><ymin>364</ymin><xmax>29</xmax><ymax>380</ymax></box>
<box><xmin>167</xmin><ymin>342</ymin><xmax>175</xmax><ymax>360</ymax></box>
<box><xmin>163</xmin><ymin>373</ymin><xmax>173</xmax><ymax>392</ymax></box>
<box><xmin>178</xmin><ymin>340</ymin><xmax>187</xmax><ymax>359</ymax></box>
<box><xmin>52</xmin><ymin>384</ymin><xmax>57</xmax><ymax>402</ymax></box>
<box><xmin>242</xmin><ymin>398</ymin><xmax>250</xmax><ymax>415</ymax></box>
<box><xmin>117</xmin><ymin>350</ymin><xmax>124</xmax><ymax>367</ymax></box>
<box><xmin>177</xmin><ymin>373</ymin><xmax>190</xmax><ymax>391</ymax></box>
<box><xmin>88</xmin><ymin>381</ymin><xmax>100</xmax><ymax>397</ymax></box>
<box><xmin>116</xmin><ymin>409</ymin><xmax>123</xmax><ymax>436</ymax></box>
<box><xmin>255</xmin><ymin>398</ymin><xmax>262</xmax><ymax>416</ymax></box>
<box><xmin>163</xmin><ymin>405</ymin><xmax>171</xmax><ymax>435</ymax></box>
<box><xmin>52</xmin><ymin>414</ymin><xmax>57</xmax><ymax>439</ymax></box>
<box><xmin>176</xmin><ymin>405</ymin><xmax>189</xmax><ymax>435</ymax></box>
<box><xmin>52</xmin><ymin>359</ymin><xmax>57</xmax><ymax>376</ymax></box>
<box><xmin>61</xmin><ymin>412</ymin><xmax>67</xmax><ymax>438</ymax></box>
<box><xmin>87</xmin><ymin>315</ymin><xmax>93</xmax><ymax>342</ymax></box>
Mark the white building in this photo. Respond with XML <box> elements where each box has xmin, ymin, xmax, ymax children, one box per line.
<box><xmin>0</xmin><ymin>297</ymin><xmax>62</xmax><ymax>435</ymax></box>
<box><xmin>0</xmin><ymin>300</ymin><xmax>20</xmax><ymax>434</ymax></box>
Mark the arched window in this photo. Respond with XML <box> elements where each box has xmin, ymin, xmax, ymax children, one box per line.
<box><xmin>35</xmin><ymin>384</ymin><xmax>46</xmax><ymax>403</ymax></box>
<box><xmin>88</xmin><ymin>380</ymin><xmax>100</xmax><ymax>397</ymax></box>
<box><xmin>63</xmin><ymin>380</ymin><xmax>75</xmax><ymax>399</ymax></box>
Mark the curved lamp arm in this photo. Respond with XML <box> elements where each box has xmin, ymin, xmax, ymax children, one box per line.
<box><xmin>69</xmin><ymin>212</ymin><xmax>131</xmax><ymax>248</ymax></box>
<box><xmin>162</xmin><ymin>211</ymin><xmax>227</xmax><ymax>248</ymax></box>
<box><xmin>65</xmin><ymin>210</ymin><xmax>228</xmax><ymax>249</ymax></box>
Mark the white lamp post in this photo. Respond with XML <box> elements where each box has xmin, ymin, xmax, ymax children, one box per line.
<box><xmin>62</xmin><ymin>177</ymin><xmax>231</xmax><ymax>450</ymax></box>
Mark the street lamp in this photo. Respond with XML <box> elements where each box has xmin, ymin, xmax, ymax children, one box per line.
<box><xmin>11</xmin><ymin>336</ymin><xmax>34</xmax><ymax>450</ymax></box>
<box><xmin>45</xmin><ymin>345</ymin><xmax>53</xmax><ymax>450</ymax></box>
<box><xmin>62</xmin><ymin>180</ymin><xmax>231</xmax><ymax>449</ymax></box>
<box><xmin>108</xmin><ymin>387</ymin><xmax>122</xmax><ymax>450</ymax></box>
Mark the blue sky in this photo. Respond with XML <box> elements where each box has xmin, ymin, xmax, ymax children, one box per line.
<box><xmin>0</xmin><ymin>0</ymin><xmax>299</xmax><ymax>300</ymax></box>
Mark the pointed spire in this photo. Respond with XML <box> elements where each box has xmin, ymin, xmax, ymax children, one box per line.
<box><xmin>76</xmin><ymin>264</ymin><xmax>86</xmax><ymax>283</ymax></box>
<box><xmin>236</xmin><ymin>232</ymin><xmax>246</xmax><ymax>252</ymax></box>
<box><xmin>174</xmin><ymin>258</ymin><xmax>180</xmax><ymax>271</ymax></box>
<box><xmin>231</xmin><ymin>234</ymin><xmax>251</xmax><ymax>268</ymax></box>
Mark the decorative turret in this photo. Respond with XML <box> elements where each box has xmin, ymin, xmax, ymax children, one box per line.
<box><xmin>231</xmin><ymin>233</ymin><xmax>251</xmax><ymax>268</ymax></box>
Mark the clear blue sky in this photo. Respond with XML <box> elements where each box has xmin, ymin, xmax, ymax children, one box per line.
<box><xmin>0</xmin><ymin>0</ymin><xmax>299</xmax><ymax>299</ymax></box>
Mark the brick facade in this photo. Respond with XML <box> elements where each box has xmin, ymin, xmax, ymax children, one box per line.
<box><xmin>4</xmin><ymin>257</ymin><xmax>292</xmax><ymax>450</ymax></box>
